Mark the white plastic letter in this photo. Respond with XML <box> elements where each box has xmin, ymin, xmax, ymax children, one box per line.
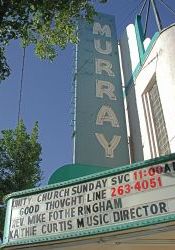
<box><xmin>96</xmin><ymin>106</ymin><xmax>119</xmax><ymax>127</ymax></box>
<box><xmin>93</xmin><ymin>22</ymin><xmax>111</xmax><ymax>37</ymax></box>
<box><xmin>94</xmin><ymin>39</ymin><xmax>112</xmax><ymax>54</ymax></box>
<box><xmin>96</xmin><ymin>59</ymin><xmax>115</xmax><ymax>76</ymax></box>
<box><xmin>95</xmin><ymin>133</ymin><xmax>121</xmax><ymax>158</ymax></box>
<box><xmin>96</xmin><ymin>80</ymin><xmax>117</xmax><ymax>100</ymax></box>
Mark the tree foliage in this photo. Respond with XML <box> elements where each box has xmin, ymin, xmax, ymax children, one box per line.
<box><xmin>0</xmin><ymin>0</ymin><xmax>107</xmax><ymax>80</ymax></box>
<box><xmin>0</xmin><ymin>120</ymin><xmax>42</xmax><ymax>234</ymax></box>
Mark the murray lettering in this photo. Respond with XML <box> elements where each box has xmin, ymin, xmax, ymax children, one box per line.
<box><xmin>93</xmin><ymin>21</ymin><xmax>121</xmax><ymax>158</ymax></box>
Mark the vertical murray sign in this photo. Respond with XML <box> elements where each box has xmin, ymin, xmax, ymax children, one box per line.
<box><xmin>74</xmin><ymin>13</ymin><xmax>129</xmax><ymax>167</ymax></box>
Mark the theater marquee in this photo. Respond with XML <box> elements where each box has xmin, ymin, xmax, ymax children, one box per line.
<box><xmin>3</xmin><ymin>154</ymin><xmax>175</xmax><ymax>246</ymax></box>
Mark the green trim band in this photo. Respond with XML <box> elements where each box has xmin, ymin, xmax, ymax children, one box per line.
<box><xmin>125</xmin><ymin>14</ymin><xmax>160</xmax><ymax>96</ymax></box>
<box><xmin>3</xmin><ymin>199</ymin><xmax>12</xmax><ymax>245</ymax></box>
<box><xmin>125</xmin><ymin>31</ymin><xmax>159</xmax><ymax>96</ymax></box>
<box><xmin>135</xmin><ymin>15</ymin><xmax>145</xmax><ymax>60</ymax></box>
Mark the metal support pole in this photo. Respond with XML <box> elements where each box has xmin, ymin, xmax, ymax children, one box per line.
<box><xmin>139</xmin><ymin>0</ymin><xmax>148</xmax><ymax>15</ymax></box>
<box><xmin>150</xmin><ymin>0</ymin><xmax>163</xmax><ymax>31</ymax></box>
<box><xmin>144</xmin><ymin>0</ymin><xmax>151</xmax><ymax>37</ymax></box>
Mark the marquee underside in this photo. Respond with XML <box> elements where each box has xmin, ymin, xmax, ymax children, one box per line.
<box><xmin>3</xmin><ymin>222</ymin><xmax>175</xmax><ymax>250</ymax></box>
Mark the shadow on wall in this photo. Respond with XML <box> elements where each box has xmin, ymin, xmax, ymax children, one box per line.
<box><xmin>119</xmin><ymin>24</ymin><xmax>144</xmax><ymax>162</ymax></box>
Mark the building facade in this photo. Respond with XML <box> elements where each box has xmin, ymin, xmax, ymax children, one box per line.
<box><xmin>2</xmin><ymin>13</ymin><xmax>175</xmax><ymax>250</ymax></box>
<box><xmin>120</xmin><ymin>17</ymin><xmax>175</xmax><ymax>163</ymax></box>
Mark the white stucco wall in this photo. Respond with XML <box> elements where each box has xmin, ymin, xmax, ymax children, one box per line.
<box><xmin>120</xmin><ymin>24</ymin><xmax>139</xmax><ymax>84</ymax></box>
<box><xmin>143</xmin><ymin>38</ymin><xmax>151</xmax><ymax>50</ymax></box>
<box><xmin>155</xmin><ymin>25</ymin><xmax>175</xmax><ymax>152</ymax></box>
<box><xmin>135</xmin><ymin>25</ymin><xmax>175</xmax><ymax>159</ymax></box>
<box><xmin>120</xmin><ymin>24</ymin><xmax>175</xmax><ymax>161</ymax></box>
<box><xmin>119</xmin><ymin>24</ymin><xmax>144</xmax><ymax>162</ymax></box>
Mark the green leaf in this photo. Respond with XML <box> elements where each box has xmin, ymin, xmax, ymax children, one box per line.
<box><xmin>0</xmin><ymin>120</ymin><xmax>42</xmax><ymax>234</ymax></box>
<box><xmin>0</xmin><ymin>0</ymin><xmax>107</xmax><ymax>81</ymax></box>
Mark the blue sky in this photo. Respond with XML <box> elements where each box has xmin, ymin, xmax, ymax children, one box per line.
<box><xmin>0</xmin><ymin>0</ymin><xmax>175</xmax><ymax>185</ymax></box>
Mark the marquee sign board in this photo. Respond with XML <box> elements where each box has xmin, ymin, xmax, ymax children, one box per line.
<box><xmin>2</xmin><ymin>154</ymin><xmax>175</xmax><ymax>247</ymax></box>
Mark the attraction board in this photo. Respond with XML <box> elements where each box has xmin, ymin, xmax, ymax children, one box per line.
<box><xmin>2</xmin><ymin>154</ymin><xmax>175</xmax><ymax>247</ymax></box>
